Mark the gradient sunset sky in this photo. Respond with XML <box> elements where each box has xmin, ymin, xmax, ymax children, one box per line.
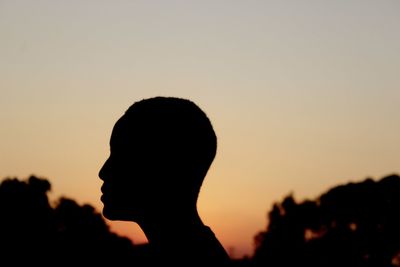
<box><xmin>1</xmin><ymin>0</ymin><xmax>399</xmax><ymax>258</ymax></box>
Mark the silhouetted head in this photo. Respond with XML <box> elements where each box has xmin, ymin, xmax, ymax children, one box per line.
<box><xmin>99</xmin><ymin>97</ymin><xmax>217</xmax><ymax>222</ymax></box>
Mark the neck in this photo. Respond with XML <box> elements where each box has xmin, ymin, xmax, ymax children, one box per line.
<box><xmin>134</xmin><ymin>205</ymin><xmax>230</xmax><ymax>264</ymax></box>
<box><xmin>138</xmin><ymin>207</ymin><xmax>205</xmax><ymax>246</ymax></box>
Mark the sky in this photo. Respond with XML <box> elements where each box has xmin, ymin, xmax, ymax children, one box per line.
<box><xmin>1</xmin><ymin>0</ymin><xmax>399</xmax><ymax>258</ymax></box>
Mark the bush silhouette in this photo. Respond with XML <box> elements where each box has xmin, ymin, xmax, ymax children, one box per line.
<box><xmin>253</xmin><ymin>174</ymin><xmax>400</xmax><ymax>267</ymax></box>
<box><xmin>2</xmin><ymin>173</ymin><xmax>399</xmax><ymax>266</ymax></box>
<box><xmin>0</xmin><ymin>175</ymin><xmax>147</xmax><ymax>264</ymax></box>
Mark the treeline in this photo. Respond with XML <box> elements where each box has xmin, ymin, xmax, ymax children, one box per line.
<box><xmin>252</xmin><ymin>174</ymin><xmax>400</xmax><ymax>267</ymax></box>
<box><xmin>1</xmin><ymin>174</ymin><xmax>399</xmax><ymax>266</ymax></box>
<box><xmin>0</xmin><ymin>176</ymin><xmax>148</xmax><ymax>265</ymax></box>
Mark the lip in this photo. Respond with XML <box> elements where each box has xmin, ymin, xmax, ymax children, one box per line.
<box><xmin>101</xmin><ymin>184</ymin><xmax>106</xmax><ymax>194</ymax></box>
<box><xmin>101</xmin><ymin>197</ymin><xmax>108</xmax><ymax>206</ymax></box>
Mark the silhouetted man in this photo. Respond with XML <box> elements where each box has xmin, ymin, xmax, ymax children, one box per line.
<box><xmin>99</xmin><ymin>97</ymin><xmax>230</xmax><ymax>265</ymax></box>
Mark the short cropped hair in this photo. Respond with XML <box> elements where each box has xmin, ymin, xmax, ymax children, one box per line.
<box><xmin>120</xmin><ymin>97</ymin><xmax>217</xmax><ymax>190</ymax></box>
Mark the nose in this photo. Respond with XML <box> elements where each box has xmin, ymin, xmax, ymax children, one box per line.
<box><xmin>99</xmin><ymin>158</ymin><xmax>110</xmax><ymax>181</ymax></box>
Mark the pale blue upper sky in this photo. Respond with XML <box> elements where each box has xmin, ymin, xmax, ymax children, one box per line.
<box><xmin>1</xmin><ymin>0</ymin><xmax>399</xmax><ymax>258</ymax></box>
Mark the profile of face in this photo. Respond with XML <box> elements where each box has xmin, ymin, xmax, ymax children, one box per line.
<box><xmin>98</xmin><ymin>97</ymin><xmax>217</xmax><ymax>222</ymax></box>
<box><xmin>99</xmin><ymin>116</ymin><xmax>151</xmax><ymax>221</ymax></box>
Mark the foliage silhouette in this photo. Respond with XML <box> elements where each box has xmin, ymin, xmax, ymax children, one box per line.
<box><xmin>1</xmin><ymin>173</ymin><xmax>399</xmax><ymax>266</ymax></box>
<box><xmin>253</xmin><ymin>174</ymin><xmax>400</xmax><ymax>267</ymax></box>
<box><xmin>0</xmin><ymin>175</ymin><xmax>145</xmax><ymax>265</ymax></box>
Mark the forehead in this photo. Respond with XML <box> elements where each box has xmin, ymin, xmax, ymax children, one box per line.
<box><xmin>109</xmin><ymin>114</ymin><xmax>159</xmax><ymax>150</ymax></box>
<box><xmin>109</xmin><ymin>116</ymin><xmax>138</xmax><ymax>149</ymax></box>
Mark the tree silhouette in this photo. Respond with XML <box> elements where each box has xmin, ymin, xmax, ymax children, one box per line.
<box><xmin>253</xmin><ymin>174</ymin><xmax>400</xmax><ymax>267</ymax></box>
<box><xmin>0</xmin><ymin>175</ymin><xmax>147</xmax><ymax>265</ymax></box>
<box><xmin>3</xmin><ymin>173</ymin><xmax>400</xmax><ymax>266</ymax></box>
